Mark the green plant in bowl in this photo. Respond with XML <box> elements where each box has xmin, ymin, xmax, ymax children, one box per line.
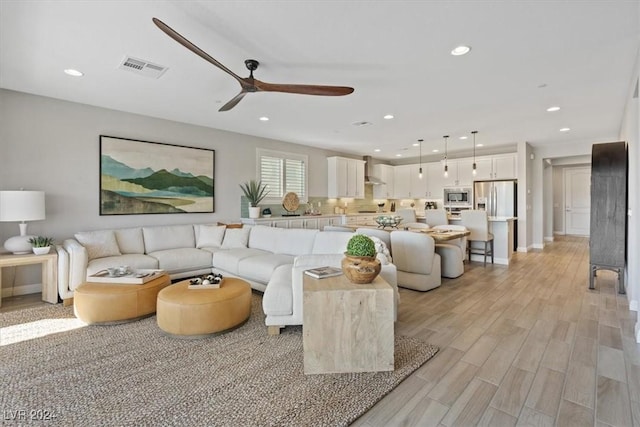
<box><xmin>345</xmin><ymin>234</ymin><xmax>376</xmax><ymax>257</ymax></box>
<box><xmin>28</xmin><ymin>236</ymin><xmax>54</xmax><ymax>248</ymax></box>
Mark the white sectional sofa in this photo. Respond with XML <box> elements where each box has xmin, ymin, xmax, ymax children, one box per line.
<box><xmin>57</xmin><ymin>224</ymin><xmax>398</xmax><ymax>333</ymax></box>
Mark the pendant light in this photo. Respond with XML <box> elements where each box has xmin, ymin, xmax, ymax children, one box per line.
<box><xmin>418</xmin><ymin>139</ymin><xmax>423</xmax><ymax>179</ymax></box>
<box><xmin>471</xmin><ymin>131</ymin><xmax>478</xmax><ymax>176</ymax></box>
<box><xmin>443</xmin><ymin>135</ymin><xmax>449</xmax><ymax>178</ymax></box>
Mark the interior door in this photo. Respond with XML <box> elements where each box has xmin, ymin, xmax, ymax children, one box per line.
<box><xmin>565</xmin><ymin>167</ymin><xmax>591</xmax><ymax>236</ymax></box>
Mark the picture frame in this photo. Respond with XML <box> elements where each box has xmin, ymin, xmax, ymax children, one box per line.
<box><xmin>99</xmin><ymin>135</ymin><xmax>215</xmax><ymax>215</ymax></box>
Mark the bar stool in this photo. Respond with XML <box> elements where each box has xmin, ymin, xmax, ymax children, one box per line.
<box><xmin>460</xmin><ymin>210</ymin><xmax>494</xmax><ymax>266</ymax></box>
<box><xmin>424</xmin><ymin>209</ymin><xmax>449</xmax><ymax>227</ymax></box>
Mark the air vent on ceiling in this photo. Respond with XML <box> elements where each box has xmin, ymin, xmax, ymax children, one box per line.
<box><xmin>118</xmin><ymin>56</ymin><xmax>168</xmax><ymax>79</ymax></box>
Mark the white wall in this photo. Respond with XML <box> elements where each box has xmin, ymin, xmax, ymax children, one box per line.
<box><xmin>0</xmin><ymin>89</ymin><xmax>344</xmax><ymax>291</ymax></box>
<box><xmin>619</xmin><ymin>54</ymin><xmax>639</xmax><ymax>323</ymax></box>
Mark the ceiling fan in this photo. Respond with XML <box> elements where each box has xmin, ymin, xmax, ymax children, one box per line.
<box><xmin>152</xmin><ymin>18</ymin><xmax>354</xmax><ymax>112</ymax></box>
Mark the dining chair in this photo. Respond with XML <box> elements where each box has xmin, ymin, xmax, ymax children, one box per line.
<box><xmin>396</xmin><ymin>208</ymin><xmax>417</xmax><ymax>224</ymax></box>
<box><xmin>424</xmin><ymin>209</ymin><xmax>448</xmax><ymax>226</ymax></box>
<box><xmin>432</xmin><ymin>224</ymin><xmax>468</xmax><ymax>261</ymax></box>
<box><xmin>460</xmin><ymin>210</ymin><xmax>494</xmax><ymax>266</ymax></box>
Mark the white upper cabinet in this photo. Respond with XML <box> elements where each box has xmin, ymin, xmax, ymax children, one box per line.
<box><xmin>372</xmin><ymin>164</ymin><xmax>395</xmax><ymax>199</ymax></box>
<box><xmin>327</xmin><ymin>156</ymin><xmax>366</xmax><ymax>198</ymax></box>
<box><xmin>425</xmin><ymin>162</ymin><xmax>444</xmax><ymax>198</ymax></box>
<box><xmin>472</xmin><ymin>154</ymin><xmax>517</xmax><ymax>180</ymax></box>
<box><xmin>393</xmin><ymin>165</ymin><xmax>412</xmax><ymax>198</ymax></box>
<box><xmin>492</xmin><ymin>154</ymin><xmax>517</xmax><ymax>179</ymax></box>
<box><xmin>443</xmin><ymin>159</ymin><xmax>475</xmax><ymax>187</ymax></box>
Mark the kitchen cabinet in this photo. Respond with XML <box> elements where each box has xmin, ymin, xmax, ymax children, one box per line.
<box><xmin>425</xmin><ymin>162</ymin><xmax>444</xmax><ymax>198</ymax></box>
<box><xmin>318</xmin><ymin>216</ymin><xmax>343</xmax><ymax>229</ymax></box>
<box><xmin>473</xmin><ymin>154</ymin><xmax>517</xmax><ymax>180</ymax></box>
<box><xmin>443</xmin><ymin>159</ymin><xmax>474</xmax><ymax>187</ymax></box>
<box><xmin>372</xmin><ymin>164</ymin><xmax>395</xmax><ymax>199</ymax></box>
<box><xmin>243</xmin><ymin>215</ymin><xmax>342</xmax><ymax>230</ymax></box>
<box><xmin>393</xmin><ymin>165</ymin><xmax>411</xmax><ymax>198</ymax></box>
<box><xmin>327</xmin><ymin>157</ymin><xmax>365</xmax><ymax>198</ymax></box>
<box><xmin>393</xmin><ymin>164</ymin><xmax>429</xmax><ymax>199</ymax></box>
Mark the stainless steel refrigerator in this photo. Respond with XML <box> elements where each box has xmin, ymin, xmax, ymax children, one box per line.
<box><xmin>473</xmin><ymin>180</ymin><xmax>517</xmax><ymax>217</ymax></box>
<box><xmin>474</xmin><ymin>180</ymin><xmax>517</xmax><ymax>250</ymax></box>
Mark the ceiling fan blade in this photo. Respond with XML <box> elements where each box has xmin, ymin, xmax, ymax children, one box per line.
<box><xmin>218</xmin><ymin>91</ymin><xmax>248</xmax><ymax>112</ymax></box>
<box><xmin>152</xmin><ymin>18</ymin><xmax>244</xmax><ymax>85</ymax></box>
<box><xmin>254</xmin><ymin>81</ymin><xmax>354</xmax><ymax>96</ymax></box>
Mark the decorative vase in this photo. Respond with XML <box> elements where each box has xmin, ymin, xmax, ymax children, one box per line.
<box><xmin>341</xmin><ymin>254</ymin><xmax>381</xmax><ymax>284</ymax></box>
<box><xmin>249</xmin><ymin>206</ymin><xmax>261</xmax><ymax>219</ymax></box>
<box><xmin>32</xmin><ymin>246</ymin><xmax>51</xmax><ymax>255</ymax></box>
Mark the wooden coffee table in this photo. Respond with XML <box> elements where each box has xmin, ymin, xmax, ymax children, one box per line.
<box><xmin>302</xmin><ymin>273</ymin><xmax>394</xmax><ymax>374</ymax></box>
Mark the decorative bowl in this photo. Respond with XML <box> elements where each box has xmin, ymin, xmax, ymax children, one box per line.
<box><xmin>375</xmin><ymin>215</ymin><xmax>403</xmax><ymax>229</ymax></box>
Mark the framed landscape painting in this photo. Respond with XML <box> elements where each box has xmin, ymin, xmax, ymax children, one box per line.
<box><xmin>99</xmin><ymin>136</ymin><xmax>215</xmax><ymax>215</ymax></box>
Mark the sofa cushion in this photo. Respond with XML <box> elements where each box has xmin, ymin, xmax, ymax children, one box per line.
<box><xmin>75</xmin><ymin>230</ymin><xmax>122</xmax><ymax>261</ymax></box>
<box><xmin>195</xmin><ymin>224</ymin><xmax>226</xmax><ymax>249</ymax></box>
<box><xmin>114</xmin><ymin>227</ymin><xmax>145</xmax><ymax>254</ymax></box>
<box><xmin>221</xmin><ymin>228</ymin><xmax>250</xmax><ymax>249</ymax></box>
<box><xmin>248</xmin><ymin>226</ymin><xmax>280</xmax><ymax>252</ymax></box>
<box><xmin>147</xmin><ymin>248</ymin><xmax>213</xmax><ymax>274</ymax></box>
<box><xmin>86</xmin><ymin>254</ymin><xmax>159</xmax><ymax>276</ymax></box>
<box><xmin>213</xmin><ymin>248</ymin><xmax>269</xmax><ymax>275</ymax></box>
<box><xmin>237</xmin><ymin>254</ymin><xmax>295</xmax><ymax>284</ymax></box>
<box><xmin>262</xmin><ymin>264</ymin><xmax>294</xmax><ymax>316</ymax></box>
<box><xmin>143</xmin><ymin>225</ymin><xmax>195</xmax><ymax>253</ymax></box>
<box><xmin>274</xmin><ymin>229</ymin><xmax>318</xmax><ymax>256</ymax></box>
<box><xmin>311</xmin><ymin>231</ymin><xmax>353</xmax><ymax>254</ymax></box>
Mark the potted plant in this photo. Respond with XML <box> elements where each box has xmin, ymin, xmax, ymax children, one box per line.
<box><xmin>28</xmin><ymin>236</ymin><xmax>54</xmax><ymax>255</ymax></box>
<box><xmin>240</xmin><ymin>180</ymin><xmax>269</xmax><ymax>219</ymax></box>
<box><xmin>341</xmin><ymin>234</ymin><xmax>381</xmax><ymax>284</ymax></box>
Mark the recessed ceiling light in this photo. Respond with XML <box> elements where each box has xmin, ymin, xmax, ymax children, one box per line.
<box><xmin>396</xmin><ymin>154</ymin><xmax>402</xmax><ymax>157</ymax></box>
<box><xmin>432</xmin><ymin>149</ymin><xmax>439</xmax><ymax>153</ymax></box>
<box><xmin>477</xmin><ymin>144</ymin><xmax>484</xmax><ymax>147</ymax></box>
<box><xmin>383</xmin><ymin>114</ymin><xmax>394</xmax><ymax>120</ymax></box>
<box><xmin>64</xmin><ymin>69</ymin><xmax>83</xmax><ymax>77</ymax></box>
<box><xmin>259</xmin><ymin>116</ymin><xmax>269</xmax><ymax>121</ymax></box>
<box><xmin>559</xmin><ymin>127</ymin><xmax>571</xmax><ymax>132</ymax></box>
<box><xmin>546</xmin><ymin>106</ymin><xmax>560</xmax><ymax>112</ymax></box>
<box><xmin>459</xmin><ymin>136</ymin><xmax>468</xmax><ymax>140</ymax></box>
<box><xmin>374</xmin><ymin>149</ymin><xmax>381</xmax><ymax>152</ymax></box>
<box><xmin>412</xmin><ymin>143</ymin><xmax>419</xmax><ymax>147</ymax></box>
<box><xmin>451</xmin><ymin>45</ymin><xmax>471</xmax><ymax>56</ymax></box>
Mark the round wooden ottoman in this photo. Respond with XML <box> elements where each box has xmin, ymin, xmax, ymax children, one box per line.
<box><xmin>74</xmin><ymin>274</ymin><xmax>171</xmax><ymax>325</ymax></box>
<box><xmin>156</xmin><ymin>278</ymin><xmax>251</xmax><ymax>337</ymax></box>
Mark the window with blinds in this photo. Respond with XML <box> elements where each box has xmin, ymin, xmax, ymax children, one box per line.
<box><xmin>257</xmin><ymin>149</ymin><xmax>308</xmax><ymax>202</ymax></box>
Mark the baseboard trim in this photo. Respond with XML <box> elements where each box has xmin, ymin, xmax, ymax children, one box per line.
<box><xmin>2</xmin><ymin>283</ymin><xmax>42</xmax><ymax>298</ymax></box>
<box><xmin>517</xmin><ymin>247</ymin><xmax>528</xmax><ymax>253</ymax></box>
<box><xmin>544</xmin><ymin>236</ymin><xmax>554</xmax><ymax>242</ymax></box>
<box><xmin>532</xmin><ymin>243</ymin><xmax>544</xmax><ymax>249</ymax></box>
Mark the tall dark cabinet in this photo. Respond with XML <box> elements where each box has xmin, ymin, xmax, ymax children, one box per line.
<box><xmin>589</xmin><ymin>141</ymin><xmax>628</xmax><ymax>293</ymax></box>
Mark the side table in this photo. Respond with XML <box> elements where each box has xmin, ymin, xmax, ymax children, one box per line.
<box><xmin>303</xmin><ymin>273</ymin><xmax>394</xmax><ymax>374</ymax></box>
<box><xmin>0</xmin><ymin>252</ymin><xmax>58</xmax><ymax>307</ymax></box>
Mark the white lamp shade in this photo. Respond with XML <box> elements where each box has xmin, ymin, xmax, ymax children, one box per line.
<box><xmin>0</xmin><ymin>190</ymin><xmax>46</xmax><ymax>222</ymax></box>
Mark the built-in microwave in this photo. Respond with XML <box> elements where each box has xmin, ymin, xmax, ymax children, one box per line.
<box><xmin>443</xmin><ymin>187</ymin><xmax>472</xmax><ymax>205</ymax></box>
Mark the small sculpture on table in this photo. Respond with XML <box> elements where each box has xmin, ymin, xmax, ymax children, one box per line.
<box><xmin>189</xmin><ymin>273</ymin><xmax>224</xmax><ymax>289</ymax></box>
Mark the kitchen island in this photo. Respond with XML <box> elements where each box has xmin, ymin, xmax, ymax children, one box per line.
<box><xmin>450</xmin><ymin>216</ymin><xmax>516</xmax><ymax>265</ymax></box>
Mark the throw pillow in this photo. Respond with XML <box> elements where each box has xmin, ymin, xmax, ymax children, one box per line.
<box><xmin>74</xmin><ymin>230</ymin><xmax>122</xmax><ymax>260</ymax></box>
<box><xmin>217</xmin><ymin>222</ymin><xmax>243</xmax><ymax>229</ymax></box>
<box><xmin>196</xmin><ymin>224</ymin><xmax>226</xmax><ymax>249</ymax></box>
<box><xmin>368</xmin><ymin>235</ymin><xmax>392</xmax><ymax>263</ymax></box>
<box><xmin>221</xmin><ymin>227</ymin><xmax>250</xmax><ymax>249</ymax></box>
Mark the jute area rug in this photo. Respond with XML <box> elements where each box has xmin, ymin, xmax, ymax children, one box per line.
<box><xmin>1</xmin><ymin>293</ymin><xmax>438</xmax><ymax>426</ymax></box>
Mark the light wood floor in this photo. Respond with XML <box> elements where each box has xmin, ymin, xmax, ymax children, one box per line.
<box><xmin>354</xmin><ymin>236</ymin><xmax>638</xmax><ymax>427</ymax></box>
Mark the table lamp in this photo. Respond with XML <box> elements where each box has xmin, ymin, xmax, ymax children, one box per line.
<box><xmin>0</xmin><ymin>190</ymin><xmax>46</xmax><ymax>254</ymax></box>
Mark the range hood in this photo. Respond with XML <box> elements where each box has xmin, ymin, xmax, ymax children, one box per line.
<box><xmin>363</xmin><ymin>156</ymin><xmax>385</xmax><ymax>185</ymax></box>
